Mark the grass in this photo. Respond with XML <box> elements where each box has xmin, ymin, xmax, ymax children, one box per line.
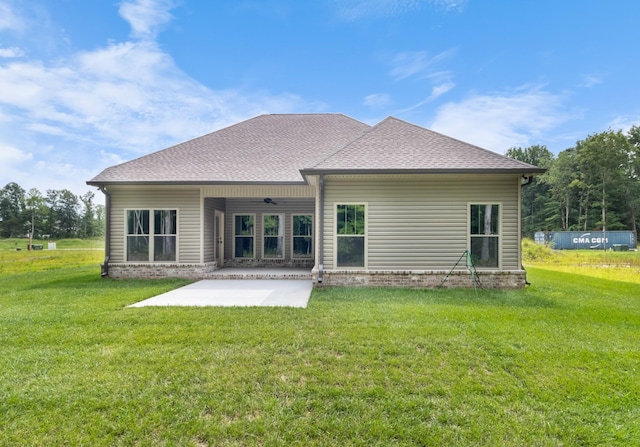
<box><xmin>0</xmin><ymin>237</ymin><xmax>104</xmax><ymax>251</ymax></box>
<box><xmin>0</xmin><ymin>244</ymin><xmax>639</xmax><ymax>445</ymax></box>
<box><xmin>523</xmin><ymin>238</ymin><xmax>640</xmax><ymax>283</ymax></box>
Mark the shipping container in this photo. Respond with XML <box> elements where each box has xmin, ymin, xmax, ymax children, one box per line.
<box><xmin>534</xmin><ymin>231</ymin><xmax>636</xmax><ymax>250</ymax></box>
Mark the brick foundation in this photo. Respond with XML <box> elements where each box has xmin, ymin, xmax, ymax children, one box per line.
<box><xmin>223</xmin><ymin>258</ymin><xmax>315</xmax><ymax>269</ymax></box>
<box><xmin>107</xmin><ymin>262</ymin><xmax>218</xmax><ymax>279</ymax></box>
<box><xmin>313</xmin><ymin>269</ymin><xmax>526</xmax><ymax>289</ymax></box>
<box><xmin>106</xmin><ymin>263</ymin><xmax>525</xmax><ymax>289</ymax></box>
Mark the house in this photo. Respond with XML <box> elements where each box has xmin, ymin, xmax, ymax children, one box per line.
<box><xmin>87</xmin><ymin>114</ymin><xmax>545</xmax><ymax>288</ymax></box>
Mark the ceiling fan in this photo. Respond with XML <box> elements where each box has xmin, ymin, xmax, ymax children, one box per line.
<box><xmin>249</xmin><ymin>197</ymin><xmax>285</xmax><ymax>205</ymax></box>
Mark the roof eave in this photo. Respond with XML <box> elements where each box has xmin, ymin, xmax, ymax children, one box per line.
<box><xmin>300</xmin><ymin>167</ymin><xmax>547</xmax><ymax>176</ymax></box>
<box><xmin>86</xmin><ymin>179</ymin><xmax>311</xmax><ymax>187</ymax></box>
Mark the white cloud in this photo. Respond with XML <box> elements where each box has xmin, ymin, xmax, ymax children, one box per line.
<box><xmin>118</xmin><ymin>0</ymin><xmax>175</xmax><ymax>40</ymax></box>
<box><xmin>0</xmin><ymin>1</ymin><xmax>24</xmax><ymax>31</ymax></box>
<box><xmin>0</xmin><ymin>0</ymin><xmax>312</xmax><ymax>202</ymax></box>
<box><xmin>0</xmin><ymin>37</ymin><xmax>307</xmax><ymax>156</ymax></box>
<box><xmin>430</xmin><ymin>86</ymin><xmax>569</xmax><ymax>152</ymax></box>
<box><xmin>333</xmin><ymin>0</ymin><xmax>466</xmax><ymax>20</ymax></box>
<box><xmin>390</xmin><ymin>49</ymin><xmax>455</xmax><ymax>81</ymax></box>
<box><xmin>0</xmin><ymin>143</ymin><xmax>31</xmax><ymax>164</ymax></box>
<box><xmin>394</xmin><ymin>80</ymin><xmax>455</xmax><ymax>115</ymax></box>
<box><xmin>0</xmin><ymin>46</ymin><xmax>24</xmax><ymax>58</ymax></box>
<box><xmin>363</xmin><ymin>93</ymin><xmax>393</xmax><ymax>110</ymax></box>
<box><xmin>0</xmin><ymin>143</ymin><xmax>32</xmax><ymax>185</ymax></box>
<box><xmin>580</xmin><ymin>74</ymin><xmax>603</xmax><ymax>88</ymax></box>
<box><xmin>607</xmin><ymin>115</ymin><xmax>640</xmax><ymax>133</ymax></box>
<box><xmin>429</xmin><ymin>80</ymin><xmax>455</xmax><ymax>100</ymax></box>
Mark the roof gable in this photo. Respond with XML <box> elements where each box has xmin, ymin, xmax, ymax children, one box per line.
<box><xmin>89</xmin><ymin>114</ymin><xmax>371</xmax><ymax>184</ymax></box>
<box><xmin>303</xmin><ymin>117</ymin><xmax>543</xmax><ymax>173</ymax></box>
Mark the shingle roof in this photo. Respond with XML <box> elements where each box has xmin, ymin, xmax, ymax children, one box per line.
<box><xmin>88</xmin><ymin>114</ymin><xmax>371</xmax><ymax>184</ymax></box>
<box><xmin>302</xmin><ymin>117</ymin><xmax>544</xmax><ymax>174</ymax></box>
<box><xmin>88</xmin><ymin>114</ymin><xmax>544</xmax><ymax>185</ymax></box>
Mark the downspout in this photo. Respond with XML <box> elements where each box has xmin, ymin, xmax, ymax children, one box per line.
<box><xmin>521</xmin><ymin>175</ymin><xmax>534</xmax><ymax>285</ymax></box>
<box><xmin>317</xmin><ymin>174</ymin><xmax>325</xmax><ymax>283</ymax></box>
<box><xmin>98</xmin><ymin>186</ymin><xmax>111</xmax><ymax>277</ymax></box>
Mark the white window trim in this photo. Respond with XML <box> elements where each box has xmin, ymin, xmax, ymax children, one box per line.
<box><xmin>467</xmin><ymin>202</ymin><xmax>502</xmax><ymax>270</ymax></box>
<box><xmin>291</xmin><ymin>214</ymin><xmax>314</xmax><ymax>259</ymax></box>
<box><xmin>334</xmin><ymin>203</ymin><xmax>368</xmax><ymax>269</ymax></box>
<box><xmin>262</xmin><ymin>213</ymin><xmax>285</xmax><ymax>259</ymax></box>
<box><xmin>124</xmin><ymin>209</ymin><xmax>179</xmax><ymax>263</ymax></box>
<box><xmin>233</xmin><ymin>213</ymin><xmax>256</xmax><ymax>259</ymax></box>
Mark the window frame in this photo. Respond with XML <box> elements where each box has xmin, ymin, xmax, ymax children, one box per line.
<box><xmin>468</xmin><ymin>203</ymin><xmax>501</xmax><ymax>269</ymax></box>
<box><xmin>335</xmin><ymin>203</ymin><xmax>367</xmax><ymax>268</ymax></box>
<box><xmin>291</xmin><ymin>214</ymin><xmax>314</xmax><ymax>259</ymax></box>
<box><xmin>233</xmin><ymin>213</ymin><xmax>256</xmax><ymax>259</ymax></box>
<box><xmin>262</xmin><ymin>213</ymin><xmax>285</xmax><ymax>259</ymax></box>
<box><xmin>125</xmin><ymin>209</ymin><xmax>178</xmax><ymax>263</ymax></box>
<box><xmin>153</xmin><ymin>209</ymin><xmax>177</xmax><ymax>262</ymax></box>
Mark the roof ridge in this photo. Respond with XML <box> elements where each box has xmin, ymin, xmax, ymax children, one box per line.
<box><xmin>304</xmin><ymin>117</ymin><xmax>379</xmax><ymax>169</ymax></box>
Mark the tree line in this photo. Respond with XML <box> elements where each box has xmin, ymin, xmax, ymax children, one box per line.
<box><xmin>507</xmin><ymin>126</ymin><xmax>640</xmax><ymax>238</ymax></box>
<box><xmin>0</xmin><ymin>182</ymin><xmax>104</xmax><ymax>240</ymax></box>
<box><xmin>3</xmin><ymin>125</ymin><xmax>639</xmax><ymax>242</ymax></box>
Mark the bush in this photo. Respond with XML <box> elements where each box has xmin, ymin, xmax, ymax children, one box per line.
<box><xmin>522</xmin><ymin>238</ymin><xmax>559</xmax><ymax>263</ymax></box>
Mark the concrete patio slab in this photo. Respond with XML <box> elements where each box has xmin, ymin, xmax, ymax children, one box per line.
<box><xmin>127</xmin><ymin>279</ymin><xmax>313</xmax><ymax>308</ymax></box>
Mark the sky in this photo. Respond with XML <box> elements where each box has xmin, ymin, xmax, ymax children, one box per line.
<box><xmin>1</xmin><ymin>0</ymin><xmax>639</xmax><ymax>202</ymax></box>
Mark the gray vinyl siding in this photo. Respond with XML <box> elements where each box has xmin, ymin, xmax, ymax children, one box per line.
<box><xmin>323</xmin><ymin>174</ymin><xmax>521</xmax><ymax>270</ymax></box>
<box><xmin>109</xmin><ymin>187</ymin><xmax>201</xmax><ymax>263</ymax></box>
<box><xmin>224</xmin><ymin>198</ymin><xmax>315</xmax><ymax>260</ymax></box>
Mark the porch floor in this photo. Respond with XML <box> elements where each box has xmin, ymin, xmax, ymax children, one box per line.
<box><xmin>128</xmin><ymin>278</ymin><xmax>313</xmax><ymax>308</ymax></box>
<box><xmin>209</xmin><ymin>267</ymin><xmax>312</xmax><ymax>280</ymax></box>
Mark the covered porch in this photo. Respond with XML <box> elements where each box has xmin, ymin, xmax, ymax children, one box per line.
<box><xmin>202</xmin><ymin>184</ymin><xmax>318</xmax><ymax>272</ymax></box>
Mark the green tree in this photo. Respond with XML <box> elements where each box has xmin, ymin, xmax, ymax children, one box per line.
<box><xmin>506</xmin><ymin>145</ymin><xmax>555</xmax><ymax>237</ymax></box>
<box><xmin>45</xmin><ymin>189</ymin><xmax>80</xmax><ymax>238</ymax></box>
<box><xmin>625</xmin><ymin>125</ymin><xmax>640</xmax><ymax>234</ymax></box>
<box><xmin>0</xmin><ymin>182</ymin><xmax>27</xmax><ymax>238</ymax></box>
<box><xmin>25</xmin><ymin>188</ymin><xmax>46</xmax><ymax>247</ymax></box>
<box><xmin>79</xmin><ymin>191</ymin><xmax>97</xmax><ymax>238</ymax></box>
<box><xmin>546</xmin><ymin>149</ymin><xmax>580</xmax><ymax>230</ymax></box>
<box><xmin>575</xmin><ymin>130</ymin><xmax>631</xmax><ymax>231</ymax></box>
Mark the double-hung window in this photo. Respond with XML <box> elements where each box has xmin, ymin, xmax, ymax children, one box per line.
<box><xmin>263</xmin><ymin>214</ymin><xmax>284</xmax><ymax>258</ymax></box>
<box><xmin>292</xmin><ymin>215</ymin><xmax>313</xmax><ymax>258</ymax></box>
<box><xmin>154</xmin><ymin>210</ymin><xmax>177</xmax><ymax>261</ymax></box>
<box><xmin>234</xmin><ymin>214</ymin><xmax>255</xmax><ymax>258</ymax></box>
<box><xmin>469</xmin><ymin>204</ymin><xmax>499</xmax><ymax>268</ymax></box>
<box><xmin>336</xmin><ymin>204</ymin><xmax>366</xmax><ymax>267</ymax></box>
<box><xmin>127</xmin><ymin>209</ymin><xmax>177</xmax><ymax>262</ymax></box>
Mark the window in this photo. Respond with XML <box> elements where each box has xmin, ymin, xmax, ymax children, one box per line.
<box><xmin>127</xmin><ymin>209</ymin><xmax>177</xmax><ymax>262</ymax></box>
<box><xmin>336</xmin><ymin>204</ymin><xmax>366</xmax><ymax>267</ymax></box>
<box><xmin>234</xmin><ymin>214</ymin><xmax>255</xmax><ymax>258</ymax></box>
<box><xmin>263</xmin><ymin>214</ymin><xmax>284</xmax><ymax>258</ymax></box>
<box><xmin>292</xmin><ymin>215</ymin><xmax>313</xmax><ymax>258</ymax></box>
<box><xmin>127</xmin><ymin>210</ymin><xmax>149</xmax><ymax>261</ymax></box>
<box><xmin>154</xmin><ymin>210</ymin><xmax>177</xmax><ymax>261</ymax></box>
<box><xmin>470</xmin><ymin>204</ymin><xmax>499</xmax><ymax>268</ymax></box>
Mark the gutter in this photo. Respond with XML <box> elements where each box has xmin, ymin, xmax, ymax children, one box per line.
<box><xmin>97</xmin><ymin>186</ymin><xmax>111</xmax><ymax>277</ymax></box>
<box><xmin>300</xmin><ymin>167</ymin><xmax>547</xmax><ymax>176</ymax></box>
<box><xmin>317</xmin><ymin>174</ymin><xmax>324</xmax><ymax>283</ymax></box>
<box><xmin>520</xmin><ymin>175</ymin><xmax>534</xmax><ymax>285</ymax></box>
<box><xmin>521</xmin><ymin>175</ymin><xmax>534</xmax><ymax>187</ymax></box>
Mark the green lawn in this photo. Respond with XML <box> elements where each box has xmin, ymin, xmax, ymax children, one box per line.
<box><xmin>0</xmin><ymin>247</ymin><xmax>639</xmax><ymax>446</ymax></box>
